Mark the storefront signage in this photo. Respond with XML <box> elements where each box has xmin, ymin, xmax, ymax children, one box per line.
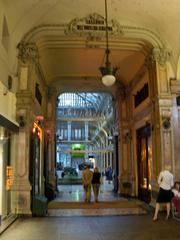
<box><xmin>6</xmin><ymin>166</ymin><xmax>13</xmax><ymax>190</ymax></box>
<box><xmin>65</xmin><ymin>13</ymin><xmax>123</xmax><ymax>37</ymax></box>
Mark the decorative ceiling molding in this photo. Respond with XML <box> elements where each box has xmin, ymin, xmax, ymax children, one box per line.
<box><xmin>17</xmin><ymin>13</ymin><xmax>174</xmax><ymax>93</ymax></box>
<box><xmin>35</xmin><ymin>37</ymin><xmax>151</xmax><ymax>55</ymax></box>
<box><xmin>20</xmin><ymin>13</ymin><xmax>165</xmax><ymax>50</ymax></box>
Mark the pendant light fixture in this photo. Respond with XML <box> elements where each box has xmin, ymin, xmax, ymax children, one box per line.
<box><xmin>99</xmin><ymin>0</ymin><xmax>117</xmax><ymax>87</ymax></box>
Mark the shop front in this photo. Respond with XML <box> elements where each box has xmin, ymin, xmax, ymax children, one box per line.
<box><xmin>0</xmin><ymin>115</ymin><xmax>19</xmax><ymax>231</ymax></box>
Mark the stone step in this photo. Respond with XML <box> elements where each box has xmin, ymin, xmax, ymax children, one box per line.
<box><xmin>47</xmin><ymin>200</ymin><xmax>148</xmax><ymax>216</ymax></box>
<box><xmin>48</xmin><ymin>208</ymin><xmax>146</xmax><ymax>216</ymax></box>
<box><xmin>0</xmin><ymin>214</ymin><xmax>18</xmax><ymax>234</ymax></box>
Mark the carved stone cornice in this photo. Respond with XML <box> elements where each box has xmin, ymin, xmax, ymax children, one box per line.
<box><xmin>17</xmin><ymin>42</ymin><xmax>39</xmax><ymax>63</ymax></box>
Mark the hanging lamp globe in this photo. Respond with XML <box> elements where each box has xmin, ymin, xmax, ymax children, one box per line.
<box><xmin>99</xmin><ymin>0</ymin><xmax>117</xmax><ymax>87</ymax></box>
<box><xmin>100</xmin><ymin>65</ymin><xmax>117</xmax><ymax>87</ymax></box>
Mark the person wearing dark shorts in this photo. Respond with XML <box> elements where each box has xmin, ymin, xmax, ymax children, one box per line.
<box><xmin>92</xmin><ymin>167</ymin><xmax>101</xmax><ymax>202</ymax></box>
<box><xmin>153</xmin><ymin>168</ymin><xmax>174</xmax><ymax>221</ymax></box>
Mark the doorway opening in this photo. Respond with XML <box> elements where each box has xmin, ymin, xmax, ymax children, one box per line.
<box><xmin>137</xmin><ymin>124</ymin><xmax>152</xmax><ymax>203</ymax></box>
<box><xmin>55</xmin><ymin>92</ymin><xmax>118</xmax><ymax>202</ymax></box>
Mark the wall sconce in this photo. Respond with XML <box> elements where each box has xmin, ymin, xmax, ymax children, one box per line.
<box><xmin>125</xmin><ymin>130</ymin><xmax>132</xmax><ymax>141</ymax></box>
<box><xmin>162</xmin><ymin>117</ymin><xmax>171</xmax><ymax>130</ymax></box>
<box><xmin>18</xmin><ymin>116</ymin><xmax>26</xmax><ymax>127</ymax></box>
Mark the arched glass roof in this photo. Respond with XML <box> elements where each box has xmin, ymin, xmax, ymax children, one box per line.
<box><xmin>56</xmin><ymin>92</ymin><xmax>114</xmax><ymax>167</ymax></box>
<box><xmin>57</xmin><ymin>92</ymin><xmax>112</xmax><ymax>112</ymax></box>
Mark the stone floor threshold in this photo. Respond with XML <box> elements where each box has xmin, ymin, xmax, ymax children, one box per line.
<box><xmin>48</xmin><ymin>206</ymin><xmax>147</xmax><ymax>216</ymax></box>
<box><xmin>0</xmin><ymin>214</ymin><xmax>18</xmax><ymax>235</ymax></box>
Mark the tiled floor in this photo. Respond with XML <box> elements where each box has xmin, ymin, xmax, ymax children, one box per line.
<box><xmin>57</xmin><ymin>179</ymin><xmax>122</xmax><ymax>202</ymax></box>
<box><xmin>48</xmin><ymin>180</ymin><xmax>145</xmax><ymax>217</ymax></box>
<box><xmin>1</xmin><ymin>180</ymin><xmax>180</xmax><ymax>239</ymax></box>
<box><xmin>1</xmin><ymin>214</ymin><xmax>180</xmax><ymax>240</ymax></box>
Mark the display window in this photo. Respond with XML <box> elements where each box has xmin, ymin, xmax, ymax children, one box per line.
<box><xmin>0</xmin><ymin>127</ymin><xmax>12</xmax><ymax>222</ymax></box>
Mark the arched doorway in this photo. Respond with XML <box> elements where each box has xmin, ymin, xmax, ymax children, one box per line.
<box><xmin>15</xmin><ymin>10</ymin><xmax>169</xmax><ymax>215</ymax></box>
<box><xmin>55</xmin><ymin>92</ymin><xmax>118</xmax><ymax>202</ymax></box>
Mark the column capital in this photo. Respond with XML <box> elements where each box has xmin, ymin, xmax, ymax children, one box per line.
<box><xmin>152</xmin><ymin>47</ymin><xmax>171</xmax><ymax>66</ymax></box>
<box><xmin>17</xmin><ymin>42</ymin><xmax>39</xmax><ymax>63</ymax></box>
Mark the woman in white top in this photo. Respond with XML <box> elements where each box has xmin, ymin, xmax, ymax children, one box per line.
<box><xmin>153</xmin><ymin>169</ymin><xmax>174</xmax><ymax>221</ymax></box>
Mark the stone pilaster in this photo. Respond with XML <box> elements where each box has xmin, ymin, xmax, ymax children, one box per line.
<box><xmin>117</xmin><ymin>92</ymin><xmax>134</xmax><ymax>196</ymax></box>
<box><xmin>46</xmin><ymin>87</ymin><xmax>57</xmax><ymax>188</ymax></box>
<box><xmin>149</xmin><ymin>48</ymin><xmax>174</xmax><ymax>205</ymax></box>
<box><xmin>152</xmin><ymin>47</ymin><xmax>171</xmax><ymax>96</ymax></box>
<box><xmin>12</xmin><ymin>105</ymin><xmax>34</xmax><ymax>214</ymax></box>
<box><xmin>12</xmin><ymin>42</ymin><xmax>41</xmax><ymax>215</ymax></box>
<box><xmin>153</xmin><ymin>47</ymin><xmax>174</xmax><ymax>172</ymax></box>
<box><xmin>170</xmin><ymin>79</ymin><xmax>180</xmax><ymax>178</ymax></box>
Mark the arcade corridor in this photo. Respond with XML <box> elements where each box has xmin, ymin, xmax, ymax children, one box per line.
<box><xmin>1</xmin><ymin>0</ymin><xmax>180</xmax><ymax>238</ymax></box>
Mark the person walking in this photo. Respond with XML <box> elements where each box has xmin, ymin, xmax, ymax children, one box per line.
<box><xmin>82</xmin><ymin>165</ymin><xmax>93</xmax><ymax>203</ymax></box>
<box><xmin>106</xmin><ymin>166</ymin><xmax>113</xmax><ymax>184</ymax></box>
<box><xmin>153</xmin><ymin>168</ymin><xmax>174</xmax><ymax>221</ymax></box>
<box><xmin>92</xmin><ymin>167</ymin><xmax>101</xmax><ymax>202</ymax></box>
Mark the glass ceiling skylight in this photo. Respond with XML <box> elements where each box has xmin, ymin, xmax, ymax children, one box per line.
<box><xmin>58</xmin><ymin>92</ymin><xmax>111</xmax><ymax>111</ymax></box>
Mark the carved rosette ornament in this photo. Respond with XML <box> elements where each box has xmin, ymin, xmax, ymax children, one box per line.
<box><xmin>64</xmin><ymin>12</ymin><xmax>123</xmax><ymax>38</ymax></box>
<box><xmin>17</xmin><ymin>42</ymin><xmax>39</xmax><ymax>63</ymax></box>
